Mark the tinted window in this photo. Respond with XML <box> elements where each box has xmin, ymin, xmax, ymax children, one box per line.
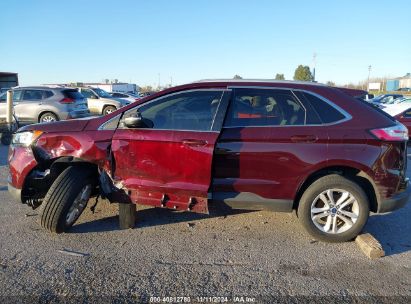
<box><xmin>292</xmin><ymin>91</ymin><xmax>322</xmax><ymax>124</ymax></box>
<box><xmin>225</xmin><ymin>89</ymin><xmax>306</xmax><ymax>127</ymax></box>
<box><xmin>121</xmin><ymin>90</ymin><xmax>223</xmax><ymax>131</ymax></box>
<box><xmin>81</xmin><ymin>89</ymin><xmax>95</xmax><ymax>98</ymax></box>
<box><xmin>63</xmin><ymin>89</ymin><xmax>84</xmax><ymax>99</ymax></box>
<box><xmin>93</xmin><ymin>88</ymin><xmax>112</xmax><ymax>98</ymax></box>
<box><xmin>22</xmin><ymin>90</ymin><xmax>44</xmax><ymax>100</ymax></box>
<box><xmin>13</xmin><ymin>90</ymin><xmax>23</xmax><ymax>101</ymax></box>
<box><xmin>300</xmin><ymin>92</ymin><xmax>345</xmax><ymax>123</ymax></box>
<box><xmin>44</xmin><ymin>91</ymin><xmax>54</xmax><ymax>98</ymax></box>
<box><xmin>0</xmin><ymin>90</ymin><xmax>23</xmax><ymax>102</ymax></box>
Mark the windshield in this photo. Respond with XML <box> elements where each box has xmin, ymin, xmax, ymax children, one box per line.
<box><xmin>93</xmin><ymin>88</ymin><xmax>112</xmax><ymax>98</ymax></box>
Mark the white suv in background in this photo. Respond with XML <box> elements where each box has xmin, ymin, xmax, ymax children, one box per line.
<box><xmin>76</xmin><ymin>87</ymin><xmax>130</xmax><ymax>115</ymax></box>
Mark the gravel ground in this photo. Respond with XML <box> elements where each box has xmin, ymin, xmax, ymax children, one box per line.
<box><xmin>0</xmin><ymin>144</ymin><xmax>410</xmax><ymax>303</ymax></box>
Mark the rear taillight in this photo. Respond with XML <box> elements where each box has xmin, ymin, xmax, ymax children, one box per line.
<box><xmin>60</xmin><ymin>97</ymin><xmax>75</xmax><ymax>104</ymax></box>
<box><xmin>370</xmin><ymin>123</ymin><xmax>408</xmax><ymax>141</ymax></box>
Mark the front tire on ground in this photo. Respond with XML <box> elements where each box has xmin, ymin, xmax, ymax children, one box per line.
<box><xmin>298</xmin><ymin>174</ymin><xmax>369</xmax><ymax>243</ymax></box>
<box><xmin>40</xmin><ymin>166</ymin><xmax>95</xmax><ymax>233</ymax></box>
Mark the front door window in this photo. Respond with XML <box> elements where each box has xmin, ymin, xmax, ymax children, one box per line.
<box><xmin>120</xmin><ymin>90</ymin><xmax>224</xmax><ymax>131</ymax></box>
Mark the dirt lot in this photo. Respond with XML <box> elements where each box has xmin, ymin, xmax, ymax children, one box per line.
<box><xmin>0</xmin><ymin>144</ymin><xmax>410</xmax><ymax>303</ymax></box>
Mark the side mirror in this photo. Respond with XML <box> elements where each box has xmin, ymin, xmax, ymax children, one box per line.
<box><xmin>124</xmin><ymin>112</ymin><xmax>146</xmax><ymax>128</ymax></box>
<box><xmin>90</xmin><ymin>95</ymin><xmax>98</xmax><ymax>99</ymax></box>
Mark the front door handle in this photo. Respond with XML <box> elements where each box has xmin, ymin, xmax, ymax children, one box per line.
<box><xmin>182</xmin><ymin>139</ymin><xmax>208</xmax><ymax>147</ymax></box>
<box><xmin>291</xmin><ymin>135</ymin><xmax>318</xmax><ymax>143</ymax></box>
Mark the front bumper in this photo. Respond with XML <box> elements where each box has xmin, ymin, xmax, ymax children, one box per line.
<box><xmin>8</xmin><ymin>183</ymin><xmax>22</xmax><ymax>204</ymax></box>
<box><xmin>378</xmin><ymin>181</ymin><xmax>411</xmax><ymax>213</ymax></box>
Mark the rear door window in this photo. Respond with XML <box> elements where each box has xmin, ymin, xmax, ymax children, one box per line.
<box><xmin>22</xmin><ymin>90</ymin><xmax>44</xmax><ymax>100</ymax></box>
<box><xmin>224</xmin><ymin>88</ymin><xmax>307</xmax><ymax>127</ymax></box>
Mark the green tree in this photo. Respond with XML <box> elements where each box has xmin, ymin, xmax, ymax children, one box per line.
<box><xmin>233</xmin><ymin>74</ymin><xmax>243</xmax><ymax>79</ymax></box>
<box><xmin>275</xmin><ymin>73</ymin><xmax>285</xmax><ymax>80</ymax></box>
<box><xmin>326</xmin><ymin>81</ymin><xmax>336</xmax><ymax>86</ymax></box>
<box><xmin>293</xmin><ymin>65</ymin><xmax>314</xmax><ymax>81</ymax></box>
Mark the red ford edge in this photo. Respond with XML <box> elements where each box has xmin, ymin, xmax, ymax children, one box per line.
<box><xmin>7</xmin><ymin>80</ymin><xmax>410</xmax><ymax>242</ymax></box>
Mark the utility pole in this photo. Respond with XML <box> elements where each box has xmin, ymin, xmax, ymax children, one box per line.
<box><xmin>312</xmin><ymin>52</ymin><xmax>317</xmax><ymax>82</ymax></box>
<box><xmin>367</xmin><ymin>65</ymin><xmax>372</xmax><ymax>91</ymax></box>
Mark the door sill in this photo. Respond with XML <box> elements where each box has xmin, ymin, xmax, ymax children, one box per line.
<box><xmin>211</xmin><ymin>192</ymin><xmax>293</xmax><ymax>212</ymax></box>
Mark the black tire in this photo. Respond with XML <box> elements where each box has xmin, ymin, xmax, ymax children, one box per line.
<box><xmin>40</xmin><ymin>166</ymin><xmax>95</xmax><ymax>233</ymax></box>
<box><xmin>298</xmin><ymin>174</ymin><xmax>369</xmax><ymax>242</ymax></box>
<box><xmin>102</xmin><ymin>106</ymin><xmax>116</xmax><ymax>115</ymax></box>
<box><xmin>39</xmin><ymin>112</ymin><xmax>58</xmax><ymax>123</ymax></box>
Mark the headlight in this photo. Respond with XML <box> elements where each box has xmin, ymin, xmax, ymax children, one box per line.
<box><xmin>12</xmin><ymin>130</ymin><xmax>43</xmax><ymax>147</ymax></box>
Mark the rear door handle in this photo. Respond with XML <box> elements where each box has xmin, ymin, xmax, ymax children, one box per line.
<box><xmin>182</xmin><ymin>139</ymin><xmax>208</xmax><ymax>147</ymax></box>
<box><xmin>291</xmin><ymin>135</ymin><xmax>318</xmax><ymax>143</ymax></box>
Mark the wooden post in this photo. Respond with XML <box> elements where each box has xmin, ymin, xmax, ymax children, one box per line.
<box><xmin>118</xmin><ymin>203</ymin><xmax>136</xmax><ymax>229</ymax></box>
<box><xmin>6</xmin><ymin>90</ymin><xmax>13</xmax><ymax>126</ymax></box>
<box><xmin>1</xmin><ymin>90</ymin><xmax>14</xmax><ymax>145</ymax></box>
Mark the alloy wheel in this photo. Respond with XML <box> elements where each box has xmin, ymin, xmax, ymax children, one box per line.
<box><xmin>65</xmin><ymin>184</ymin><xmax>92</xmax><ymax>226</ymax></box>
<box><xmin>310</xmin><ymin>188</ymin><xmax>359</xmax><ymax>234</ymax></box>
<box><xmin>41</xmin><ymin>115</ymin><xmax>57</xmax><ymax>123</ymax></box>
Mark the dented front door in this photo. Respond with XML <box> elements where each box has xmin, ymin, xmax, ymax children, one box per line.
<box><xmin>111</xmin><ymin>89</ymin><xmax>230</xmax><ymax>213</ymax></box>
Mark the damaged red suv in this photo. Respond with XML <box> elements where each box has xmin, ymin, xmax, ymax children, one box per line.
<box><xmin>8</xmin><ymin>80</ymin><xmax>410</xmax><ymax>242</ymax></box>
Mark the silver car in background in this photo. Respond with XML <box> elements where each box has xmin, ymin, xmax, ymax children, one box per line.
<box><xmin>0</xmin><ymin>86</ymin><xmax>90</xmax><ymax>125</ymax></box>
<box><xmin>109</xmin><ymin>91</ymin><xmax>140</xmax><ymax>103</ymax></box>
<box><xmin>76</xmin><ymin>87</ymin><xmax>130</xmax><ymax>115</ymax></box>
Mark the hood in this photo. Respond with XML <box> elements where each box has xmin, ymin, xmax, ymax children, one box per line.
<box><xmin>18</xmin><ymin>117</ymin><xmax>95</xmax><ymax>133</ymax></box>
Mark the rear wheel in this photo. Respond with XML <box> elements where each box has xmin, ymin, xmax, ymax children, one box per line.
<box><xmin>40</xmin><ymin>166</ymin><xmax>95</xmax><ymax>233</ymax></box>
<box><xmin>298</xmin><ymin>175</ymin><xmax>369</xmax><ymax>242</ymax></box>
<box><xmin>39</xmin><ymin>112</ymin><xmax>58</xmax><ymax>123</ymax></box>
<box><xmin>103</xmin><ymin>106</ymin><xmax>116</xmax><ymax>115</ymax></box>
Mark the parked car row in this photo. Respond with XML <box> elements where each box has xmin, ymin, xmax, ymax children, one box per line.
<box><xmin>0</xmin><ymin>86</ymin><xmax>138</xmax><ymax>126</ymax></box>
<box><xmin>0</xmin><ymin>87</ymin><xmax>89</xmax><ymax>124</ymax></box>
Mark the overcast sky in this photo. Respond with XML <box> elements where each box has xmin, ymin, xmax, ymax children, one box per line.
<box><xmin>1</xmin><ymin>0</ymin><xmax>410</xmax><ymax>87</ymax></box>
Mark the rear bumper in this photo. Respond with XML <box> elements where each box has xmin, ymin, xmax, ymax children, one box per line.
<box><xmin>8</xmin><ymin>183</ymin><xmax>22</xmax><ymax>204</ymax></box>
<box><xmin>378</xmin><ymin>181</ymin><xmax>411</xmax><ymax>213</ymax></box>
